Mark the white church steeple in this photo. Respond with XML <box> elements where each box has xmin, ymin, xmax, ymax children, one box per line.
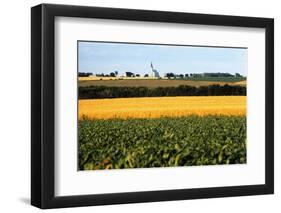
<box><xmin>150</xmin><ymin>62</ymin><xmax>160</xmax><ymax>78</ymax></box>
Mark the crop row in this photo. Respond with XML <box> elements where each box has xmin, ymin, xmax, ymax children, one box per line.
<box><xmin>79</xmin><ymin>116</ymin><xmax>246</xmax><ymax>170</ymax></box>
<box><xmin>79</xmin><ymin>96</ymin><xmax>246</xmax><ymax>120</ymax></box>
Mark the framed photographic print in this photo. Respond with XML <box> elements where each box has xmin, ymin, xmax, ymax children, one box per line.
<box><xmin>31</xmin><ymin>3</ymin><xmax>274</xmax><ymax>209</ymax></box>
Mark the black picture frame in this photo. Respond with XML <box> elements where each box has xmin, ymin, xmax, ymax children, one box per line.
<box><xmin>31</xmin><ymin>3</ymin><xmax>274</xmax><ymax>209</ymax></box>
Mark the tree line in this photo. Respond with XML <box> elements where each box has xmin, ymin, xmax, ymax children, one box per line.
<box><xmin>165</xmin><ymin>72</ymin><xmax>244</xmax><ymax>79</ymax></box>
<box><xmin>79</xmin><ymin>71</ymin><xmax>245</xmax><ymax>79</ymax></box>
<box><xmin>79</xmin><ymin>84</ymin><xmax>246</xmax><ymax>99</ymax></box>
<box><xmin>78</xmin><ymin>72</ymin><xmax>92</xmax><ymax>77</ymax></box>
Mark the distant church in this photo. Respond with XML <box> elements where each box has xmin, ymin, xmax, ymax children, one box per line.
<box><xmin>150</xmin><ymin>62</ymin><xmax>160</xmax><ymax>78</ymax></box>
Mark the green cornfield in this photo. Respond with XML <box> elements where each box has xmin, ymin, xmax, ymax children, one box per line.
<box><xmin>78</xmin><ymin>116</ymin><xmax>246</xmax><ymax>170</ymax></box>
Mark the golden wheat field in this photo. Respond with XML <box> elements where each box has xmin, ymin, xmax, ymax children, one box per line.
<box><xmin>79</xmin><ymin>96</ymin><xmax>246</xmax><ymax>120</ymax></box>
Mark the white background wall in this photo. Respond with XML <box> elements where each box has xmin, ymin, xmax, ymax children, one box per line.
<box><xmin>0</xmin><ymin>0</ymin><xmax>279</xmax><ymax>212</ymax></box>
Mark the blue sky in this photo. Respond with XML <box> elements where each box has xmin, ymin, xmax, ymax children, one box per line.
<box><xmin>78</xmin><ymin>41</ymin><xmax>247</xmax><ymax>76</ymax></box>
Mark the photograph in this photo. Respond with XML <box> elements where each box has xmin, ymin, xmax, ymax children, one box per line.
<box><xmin>78</xmin><ymin>41</ymin><xmax>247</xmax><ymax>170</ymax></box>
<box><xmin>30</xmin><ymin>3</ymin><xmax>274</xmax><ymax>209</ymax></box>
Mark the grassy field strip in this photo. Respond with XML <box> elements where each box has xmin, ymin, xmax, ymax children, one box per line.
<box><xmin>233</xmin><ymin>80</ymin><xmax>246</xmax><ymax>85</ymax></box>
<box><xmin>79</xmin><ymin>78</ymin><xmax>246</xmax><ymax>88</ymax></box>
<box><xmin>79</xmin><ymin>96</ymin><xmax>246</xmax><ymax>120</ymax></box>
